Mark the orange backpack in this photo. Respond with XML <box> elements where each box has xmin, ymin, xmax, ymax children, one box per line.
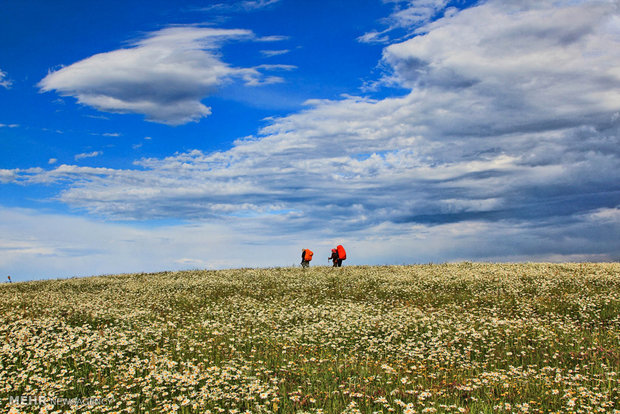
<box><xmin>304</xmin><ymin>249</ymin><xmax>314</xmax><ymax>261</ymax></box>
<box><xmin>336</xmin><ymin>245</ymin><xmax>346</xmax><ymax>260</ymax></box>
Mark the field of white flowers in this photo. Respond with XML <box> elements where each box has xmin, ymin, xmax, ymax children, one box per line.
<box><xmin>1</xmin><ymin>263</ymin><xmax>619</xmax><ymax>414</ymax></box>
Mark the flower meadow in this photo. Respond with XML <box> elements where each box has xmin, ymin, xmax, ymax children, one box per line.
<box><xmin>1</xmin><ymin>263</ymin><xmax>619</xmax><ymax>414</ymax></box>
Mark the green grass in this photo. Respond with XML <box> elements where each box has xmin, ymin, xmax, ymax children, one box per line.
<box><xmin>0</xmin><ymin>263</ymin><xmax>619</xmax><ymax>413</ymax></box>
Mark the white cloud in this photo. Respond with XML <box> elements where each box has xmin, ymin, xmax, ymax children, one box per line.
<box><xmin>240</xmin><ymin>0</ymin><xmax>280</xmax><ymax>10</ymax></box>
<box><xmin>256</xmin><ymin>35</ymin><xmax>289</xmax><ymax>42</ymax></box>
<box><xmin>48</xmin><ymin>158</ymin><xmax>58</xmax><ymax>165</ymax></box>
<box><xmin>359</xmin><ymin>0</ymin><xmax>450</xmax><ymax>43</ymax></box>
<box><xmin>260</xmin><ymin>49</ymin><xmax>290</xmax><ymax>57</ymax></box>
<box><xmin>38</xmin><ymin>26</ymin><xmax>291</xmax><ymax>125</ymax></box>
<box><xmin>199</xmin><ymin>0</ymin><xmax>281</xmax><ymax>13</ymax></box>
<box><xmin>0</xmin><ymin>170</ymin><xmax>18</xmax><ymax>184</ymax></box>
<box><xmin>388</xmin><ymin>0</ymin><xmax>450</xmax><ymax>29</ymax></box>
<box><xmin>357</xmin><ymin>31</ymin><xmax>391</xmax><ymax>44</ymax></box>
<box><xmin>0</xmin><ymin>69</ymin><xmax>12</xmax><ymax>89</ymax></box>
<box><xmin>74</xmin><ymin>151</ymin><xmax>103</xmax><ymax>161</ymax></box>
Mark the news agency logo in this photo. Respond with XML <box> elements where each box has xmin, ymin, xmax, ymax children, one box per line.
<box><xmin>8</xmin><ymin>395</ymin><xmax>114</xmax><ymax>407</ymax></box>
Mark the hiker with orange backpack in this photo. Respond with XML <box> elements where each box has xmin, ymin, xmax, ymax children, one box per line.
<box><xmin>301</xmin><ymin>248</ymin><xmax>313</xmax><ymax>268</ymax></box>
<box><xmin>329</xmin><ymin>245</ymin><xmax>346</xmax><ymax>267</ymax></box>
<box><xmin>329</xmin><ymin>249</ymin><xmax>338</xmax><ymax>267</ymax></box>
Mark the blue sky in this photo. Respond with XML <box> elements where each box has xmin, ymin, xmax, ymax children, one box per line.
<box><xmin>2</xmin><ymin>0</ymin><xmax>620</xmax><ymax>280</ymax></box>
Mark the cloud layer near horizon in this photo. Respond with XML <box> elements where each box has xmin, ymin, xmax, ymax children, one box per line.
<box><xmin>1</xmin><ymin>205</ymin><xmax>618</xmax><ymax>280</ymax></box>
<box><xmin>3</xmin><ymin>0</ymin><xmax>620</xmax><ymax>276</ymax></box>
<box><xmin>38</xmin><ymin>26</ymin><xmax>289</xmax><ymax>125</ymax></box>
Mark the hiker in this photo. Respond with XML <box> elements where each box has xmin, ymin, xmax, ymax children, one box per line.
<box><xmin>329</xmin><ymin>245</ymin><xmax>346</xmax><ymax>267</ymax></box>
<box><xmin>328</xmin><ymin>249</ymin><xmax>339</xmax><ymax>267</ymax></box>
<box><xmin>301</xmin><ymin>248</ymin><xmax>313</xmax><ymax>268</ymax></box>
<box><xmin>7</xmin><ymin>275</ymin><xmax>11</xmax><ymax>283</ymax></box>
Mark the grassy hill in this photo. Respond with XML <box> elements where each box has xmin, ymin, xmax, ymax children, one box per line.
<box><xmin>1</xmin><ymin>263</ymin><xmax>619</xmax><ymax>413</ymax></box>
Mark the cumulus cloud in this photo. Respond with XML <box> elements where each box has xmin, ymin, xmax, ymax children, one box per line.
<box><xmin>38</xmin><ymin>26</ymin><xmax>289</xmax><ymax>125</ymax></box>
<box><xmin>4</xmin><ymin>0</ymin><xmax>620</xmax><ymax>268</ymax></box>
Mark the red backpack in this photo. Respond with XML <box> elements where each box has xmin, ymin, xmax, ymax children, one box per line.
<box><xmin>304</xmin><ymin>249</ymin><xmax>314</xmax><ymax>261</ymax></box>
<box><xmin>336</xmin><ymin>245</ymin><xmax>346</xmax><ymax>260</ymax></box>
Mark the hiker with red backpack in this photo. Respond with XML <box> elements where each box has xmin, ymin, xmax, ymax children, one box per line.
<box><xmin>301</xmin><ymin>248</ymin><xmax>313</xmax><ymax>268</ymax></box>
<box><xmin>328</xmin><ymin>245</ymin><xmax>346</xmax><ymax>267</ymax></box>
